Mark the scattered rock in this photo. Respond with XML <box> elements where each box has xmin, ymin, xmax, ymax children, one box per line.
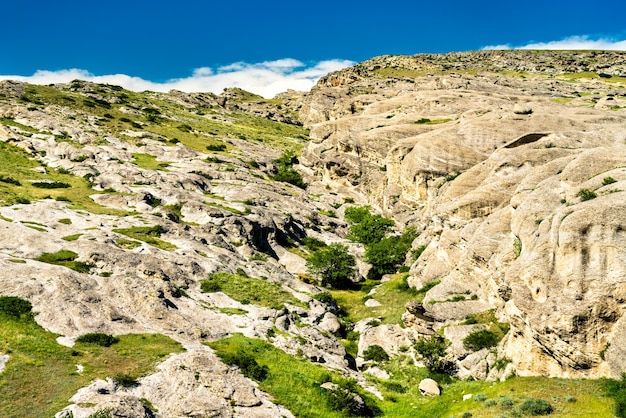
<box><xmin>418</xmin><ymin>378</ymin><xmax>441</xmax><ymax>396</ymax></box>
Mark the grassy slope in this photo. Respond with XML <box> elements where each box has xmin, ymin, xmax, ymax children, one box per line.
<box><xmin>209</xmin><ymin>335</ymin><xmax>615</xmax><ymax>417</ymax></box>
<box><xmin>0</xmin><ymin>313</ymin><xmax>183</xmax><ymax>417</ymax></box>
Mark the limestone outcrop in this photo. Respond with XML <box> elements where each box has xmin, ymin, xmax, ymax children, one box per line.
<box><xmin>299</xmin><ymin>50</ymin><xmax>626</xmax><ymax>379</ymax></box>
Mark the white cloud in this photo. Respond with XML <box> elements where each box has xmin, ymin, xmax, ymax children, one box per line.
<box><xmin>0</xmin><ymin>58</ymin><xmax>355</xmax><ymax>98</ymax></box>
<box><xmin>483</xmin><ymin>35</ymin><xmax>626</xmax><ymax>51</ymax></box>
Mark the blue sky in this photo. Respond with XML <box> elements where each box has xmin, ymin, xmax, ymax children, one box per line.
<box><xmin>2</xmin><ymin>0</ymin><xmax>625</xmax><ymax>97</ymax></box>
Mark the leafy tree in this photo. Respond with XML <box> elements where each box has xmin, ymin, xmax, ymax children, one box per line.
<box><xmin>364</xmin><ymin>227</ymin><xmax>417</xmax><ymax>277</ymax></box>
<box><xmin>415</xmin><ymin>336</ymin><xmax>448</xmax><ymax>373</ymax></box>
<box><xmin>345</xmin><ymin>206</ymin><xmax>394</xmax><ymax>245</ymax></box>
<box><xmin>306</xmin><ymin>243</ymin><xmax>356</xmax><ymax>289</ymax></box>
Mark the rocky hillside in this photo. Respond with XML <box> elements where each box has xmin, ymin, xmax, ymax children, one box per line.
<box><xmin>299</xmin><ymin>50</ymin><xmax>626</xmax><ymax>379</ymax></box>
<box><xmin>0</xmin><ymin>50</ymin><xmax>626</xmax><ymax>417</ymax></box>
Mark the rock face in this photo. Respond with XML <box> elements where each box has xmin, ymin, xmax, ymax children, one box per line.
<box><xmin>298</xmin><ymin>50</ymin><xmax>626</xmax><ymax>379</ymax></box>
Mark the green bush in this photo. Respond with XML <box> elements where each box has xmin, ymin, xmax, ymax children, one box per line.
<box><xmin>363</xmin><ymin>345</ymin><xmax>389</xmax><ymax>362</ymax></box>
<box><xmin>462</xmin><ymin>329</ymin><xmax>500</xmax><ymax>351</ymax></box>
<box><xmin>605</xmin><ymin>374</ymin><xmax>626</xmax><ymax>417</ymax></box>
<box><xmin>221</xmin><ymin>351</ymin><xmax>269</xmax><ymax>381</ymax></box>
<box><xmin>272</xmin><ymin>151</ymin><xmax>306</xmax><ymax>189</ymax></box>
<box><xmin>415</xmin><ymin>336</ymin><xmax>448</xmax><ymax>373</ymax></box>
<box><xmin>88</xmin><ymin>409</ymin><xmax>113</xmax><ymax>418</ymax></box>
<box><xmin>345</xmin><ymin>206</ymin><xmax>394</xmax><ymax>245</ymax></box>
<box><xmin>0</xmin><ymin>296</ymin><xmax>32</xmax><ymax>319</ymax></box>
<box><xmin>364</xmin><ymin>227</ymin><xmax>417</xmax><ymax>278</ymax></box>
<box><xmin>206</xmin><ymin>143</ymin><xmax>227</xmax><ymax>152</ymax></box>
<box><xmin>306</xmin><ymin>243</ymin><xmax>356</xmax><ymax>289</ymax></box>
<box><xmin>323</xmin><ymin>379</ymin><xmax>382</xmax><ymax>417</ymax></box>
<box><xmin>519</xmin><ymin>398</ymin><xmax>554</xmax><ymax>415</ymax></box>
<box><xmin>603</xmin><ymin>176</ymin><xmax>617</xmax><ymax>185</ymax></box>
<box><xmin>76</xmin><ymin>333</ymin><xmax>120</xmax><ymax>347</ymax></box>
<box><xmin>312</xmin><ymin>291</ymin><xmax>336</xmax><ymax>305</ymax></box>
<box><xmin>113</xmin><ymin>373</ymin><xmax>138</xmax><ymax>388</ymax></box>
<box><xmin>578</xmin><ymin>188</ymin><xmax>597</xmax><ymax>201</ymax></box>
<box><xmin>302</xmin><ymin>236</ymin><xmax>327</xmax><ymax>251</ymax></box>
<box><xmin>200</xmin><ymin>278</ymin><xmax>222</xmax><ymax>292</ymax></box>
<box><xmin>32</xmin><ymin>181</ymin><xmax>70</xmax><ymax>189</ymax></box>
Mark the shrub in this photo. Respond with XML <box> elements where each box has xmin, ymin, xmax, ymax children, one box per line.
<box><xmin>306</xmin><ymin>243</ymin><xmax>356</xmax><ymax>289</ymax></box>
<box><xmin>345</xmin><ymin>206</ymin><xmax>394</xmax><ymax>245</ymax></box>
<box><xmin>200</xmin><ymin>278</ymin><xmax>222</xmax><ymax>292</ymax></box>
<box><xmin>113</xmin><ymin>373</ymin><xmax>138</xmax><ymax>388</ymax></box>
<box><xmin>323</xmin><ymin>379</ymin><xmax>382</xmax><ymax>417</ymax></box>
<box><xmin>0</xmin><ymin>296</ymin><xmax>32</xmax><ymax>319</ymax></box>
<box><xmin>605</xmin><ymin>374</ymin><xmax>626</xmax><ymax>417</ymax></box>
<box><xmin>76</xmin><ymin>332</ymin><xmax>120</xmax><ymax>347</ymax></box>
<box><xmin>88</xmin><ymin>409</ymin><xmax>113</xmax><ymax>418</ymax></box>
<box><xmin>603</xmin><ymin>176</ymin><xmax>617</xmax><ymax>185</ymax></box>
<box><xmin>415</xmin><ymin>336</ymin><xmax>449</xmax><ymax>373</ymax></box>
<box><xmin>462</xmin><ymin>330</ymin><xmax>500</xmax><ymax>351</ymax></box>
<box><xmin>474</xmin><ymin>394</ymin><xmax>487</xmax><ymax>402</ymax></box>
<box><xmin>312</xmin><ymin>291</ymin><xmax>336</xmax><ymax>305</ymax></box>
<box><xmin>206</xmin><ymin>143</ymin><xmax>227</xmax><ymax>152</ymax></box>
<box><xmin>363</xmin><ymin>345</ymin><xmax>389</xmax><ymax>362</ymax></box>
<box><xmin>578</xmin><ymin>188</ymin><xmax>597</xmax><ymax>201</ymax></box>
<box><xmin>499</xmin><ymin>396</ymin><xmax>514</xmax><ymax>408</ymax></box>
<box><xmin>272</xmin><ymin>151</ymin><xmax>306</xmax><ymax>189</ymax></box>
<box><xmin>519</xmin><ymin>398</ymin><xmax>554</xmax><ymax>415</ymax></box>
<box><xmin>411</xmin><ymin>245</ymin><xmax>427</xmax><ymax>261</ymax></box>
<box><xmin>221</xmin><ymin>351</ymin><xmax>269</xmax><ymax>381</ymax></box>
<box><xmin>381</xmin><ymin>381</ymin><xmax>407</xmax><ymax>393</ymax></box>
<box><xmin>302</xmin><ymin>236</ymin><xmax>327</xmax><ymax>251</ymax></box>
<box><xmin>513</xmin><ymin>237</ymin><xmax>522</xmax><ymax>258</ymax></box>
<box><xmin>32</xmin><ymin>181</ymin><xmax>70</xmax><ymax>189</ymax></box>
<box><xmin>365</xmin><ymin>227</ymin><xmax>417</xmax><ymax>278</ymax></box>
<box><xmin>0</xmin><ymin>174</ymin><xmax>21</xmax><ymax>185</ymax></box>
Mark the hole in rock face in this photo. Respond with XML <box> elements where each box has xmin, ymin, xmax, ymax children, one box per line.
<box><xmin>504</xmin><ymin>133</ymin><xmax>549</xmax><ymax>148</ymax></box>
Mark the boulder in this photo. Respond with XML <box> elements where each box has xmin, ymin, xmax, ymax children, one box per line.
<box><xmin>418</xmin><ymin>378</ymin><xmax>441</xmax><ymax>396</ymax></box>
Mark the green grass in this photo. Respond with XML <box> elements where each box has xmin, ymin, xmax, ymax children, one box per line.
<box><xmin>209</xmin><ymin>334</ymin><xmax>379</xmax><ymax>418</ymax></box>
<box><xmin>200</xmin><ymin>272</ymin><xmax>305</xmax><ymax>309</ymax></box>
<box><xmin>35</xmin><ymin>249</ymin><xmax>93</xmax><ymax>273</ymax></box>
<box><xmin>0</xmin><ymin>142</ymin><xmax>129</xmax><ymax>215</ymax></box>
<box><xmin>0</xmin><ymin>304</ymin><xmax>184</xmax><ymax>417</ymax></box>
<box><xmin>114</xmin><ymin>238</ymin><xmax>142</xmax><ymax>249</ymax></box>
<box><xmin>372</xmin><ymin>355</ymin><xmax>615</xmax><ymax>417</ymax></box>
<box><xmin>112</xmin><ymin>225</ymin><xmax>177</xmax><ymax>251</ymax></box>
<box><xmin>330</xmin><ymin>273</ymin><xmax>420</xmax><ymax>325</ymax></box>
<box><xmin>208</xmin><ymin>335</ymin><xmax>615</xmax><ymax>417</ymax></box>
<box><xmin>131</xmin><ymin>153</ymin><xmax>170</xmax><ymax>171</ymax></box>
<box><xmin>62</xmin><ymin>233</ymin><xmax>82</xmax><ymax>241</ymax></box>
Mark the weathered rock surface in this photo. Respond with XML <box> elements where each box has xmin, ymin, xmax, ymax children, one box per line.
<box><xmin>418</xmin><ymin>378</ymin><xmax>441</xmax><ymax>396</ymax></box>
<box><xmin>299</xmin><ymin>50</ymin><xmax>626</xmax><ymax>379</ymax></box>
<box><xmin>2</xmin><ymin>50</ymin><xmax>626</xmax><ymax>415</ymax></box>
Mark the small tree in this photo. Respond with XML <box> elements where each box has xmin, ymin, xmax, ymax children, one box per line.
<box><xmin>365</xmin><ymin>227</ymin><xmax>417</xmax><ymax>277</ymax></box>
<box><xmin>306</xmin><ymin>243</ymin><xmax>356</xmax><ymax>289</ymax></box>
<box><xmin>345</xmin><ymin>206</ymin><xmax>394</xmax><ymax>245</ymax></box>
<box><xmin>415</xmin><ymin>336</ymin><xmax>448</xmax><ymax>373</ymax></box>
